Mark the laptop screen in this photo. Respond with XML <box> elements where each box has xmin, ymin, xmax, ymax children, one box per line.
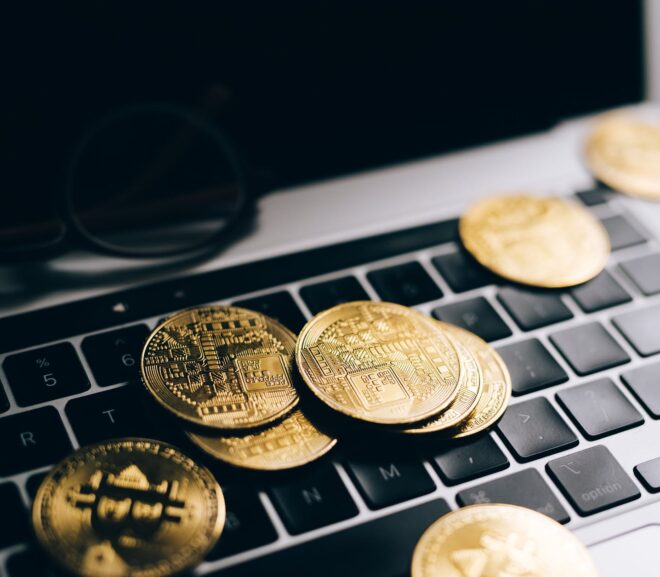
<box><xmin>1</xmin><ymin>1</ymin><xmax>644</xmax><ymax>251</ymax></box>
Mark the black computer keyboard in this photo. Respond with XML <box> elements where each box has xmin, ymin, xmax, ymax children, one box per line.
<box><xmin>2</xmin><ymin>187</ymin><xmax>660</xmax><ymax>577</ymax></box>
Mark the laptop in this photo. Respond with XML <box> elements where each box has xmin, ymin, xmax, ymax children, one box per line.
<box><xmin>1</xmin><ymin>2</ymin><xmax>658</xmax><ymax>575</ymax></box>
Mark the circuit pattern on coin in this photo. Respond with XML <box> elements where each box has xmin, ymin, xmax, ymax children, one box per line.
<box><xmin>141</xmin><ymin>306</ymin><xmax>299</xmax><ymax>429</ymax></box>
<box><xmin>188</xmin><ymin>409</ymin><xmax>337</xmax><ymax>470</ymax></box>
<box><xmin>411</xmin><ymin>504</ymin><xmax>598</xmax><ymax>577</ymax></box>
<box><xmin>32</xmin><ymin>438</ymin><xmax>224</xmax><ymax>577</ymax></box>
<box><xmin>296</xmin><ymin>301</ymin><xmax>463</xmax><ymax>425</ymax></box>
<box><xmin>460</xmin><ymin>194</ymin><xmax>610</xmax><ymax>287</ymax></box>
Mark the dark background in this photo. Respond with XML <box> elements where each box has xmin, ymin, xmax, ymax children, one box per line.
<box><xmin>0</xmin><ymin>1</ymin><xmax>645</xmax><ymax>246</ymax></box>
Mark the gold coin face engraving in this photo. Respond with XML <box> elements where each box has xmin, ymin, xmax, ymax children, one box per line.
<box><xmin>32</xmin><ymin>439</ymin><xmax>224</xmax><ymax>577</ymax></box>
<box><xmin>296</xmin><ymin>301</ymin><xmax>463</xmax><ymax>425</ymax></box>
<box><xmin>459</xmin><ymin>195</ymin><xmax>610</xmax><ymax>288</ymax></box>
<box><xmin>403</xmin><ymin>323</ymin><xmax>483</xmax><ymax>434</ymax></box>
<box><xmin>188</xmin><ymin>409</ymin><xmax>337</xmax><ymax>470</ymax></box>
<box><xmin>141</xmin><ymin>306</ymin><xmax>299</xmax><ymax>429</ymax></box>
<box><xmin>411</xmin><ymin>504</ymin><xmax>598</xmax><ymax>577</ymax></box>
<box><xmin>585</xmin><ymin>115</ymin><xmax>660</xmax><ymax>199</ymax></box>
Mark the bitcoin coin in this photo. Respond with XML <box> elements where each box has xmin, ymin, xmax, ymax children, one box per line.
<box><xmin>402</xmin><ymin>322</ymin><xmax>482</xmax><ymax>434</ymax></box>
<box><xmin>295</xmin><ymin>301</ymin><xmax>464</xmax><ymax>425</ymax></box>
<box><xmin>141</xmin><ymin>306</ymin><xmax>299</xmax><ymax>430</ymax></box>
<box><xmin>585</xmin><ymin>114</ymin><xmax>660</xmax><ymax>199</ymax></box>
<box><xmin>187</xmin><ymin>409</ymin><xmax>337</xmax><ymax>470</ymax></box>
<box><xmin>32</xmin><ymin>438</ymin><xmax>224</xmax><ymax>577</ymax></box>
<box><xmin>411</xmin><ymin>504</ymin><xmax>598</xmax><ymax>577</ymax></box>
<box><xmin>460</xmin><ymin>194</ymin><xmax>610</xmax><ymax>288</ymax></box>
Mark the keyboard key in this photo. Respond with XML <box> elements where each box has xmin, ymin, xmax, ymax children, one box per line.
<box><xmin>621</xmin><ymin>362</ymin><xmax>660</xmax><ymax>418</ymax></box>
<box><xmin>431</xmin><ymin>250</ymin><xmax>495</xmax><ymax>293</ymax></box>
<box><xmin>550</xmin><ymin>322</ymin><xmax>630</xmax><ymax>376</ymax></box>
<box><xmin>497</xmin><ymin>397</ymin><xmax>578</xmax><ymax>462</ymax></box>
<box><xmin>81</xmin><ymin>324</ymin><xmax>150</xmax><ymax>387</ymax></box>
<box><xmin>367</xmin><ymin>261</ymin><xmax>442</xmax><ymax>306</ymax></box>
<box><xmin>497</xmin><ymin>338</ymin><xmax>568</xmax><ymax>396</ymax></box>
<box><xmin>212</xmin><ymin>498</ymin><xmax>450</xmax><ymax>577</ymax></box>
<box><xmin>457</xmin><ymin>469</ymin><xmax>569</xmax><ymax>524</ymax></box>
<box><xmin>576</xmin><ymin>187</ymin><xmax>613</xmax><ymax>206</ymax></box>
<box><xmin>300</xmin><ymin>276</ymin><xmax>370</xmax><ymax>315</ymax></box>
<box><xmin>0</xmin><ymin>484</ymin><xmax>29</xmax><ymax>548</ymax></box>
<box><xmin>556</xmin><ymin>378</ymin><xmax>644</xmax><ymax>440</ymax></box>
<box><xmin>547</xmin><ymin>445</ymin><xmax>640</xmax><ymax>516</ymax></box>
<box><xmin>620</xmin><ymin>254</ymin><xmax>660</xmax><ymax>295</ymax></box>
<box><xmin>233</xmin><ymin>291</ymin><xmax>307</xmax><ymax>333</ymax></box>
<box><xmin>432</xmin><ymin>297</ymin><xmax>512</xmax><ymax>342</ymax></box>
<box><xmin>268</xmin><ymin>463</ymin><xmax>358</xmax><ymax>535</ymax></box>
<box><xmin>0</xmin><ymin>407</ymin><xmax>72</xmax><ymax>476</ymax></box>
<box><xmin>432</xmin><ymin>435</ymin><xmax>509</xmax><ymax>485</ymax></box>
<box><xmin>601</xmin><ymin>214</ymin><xmax>646</xmax><ymax>250</ymax></box>
<box><xmin>634</xmin><ymin>457</ymin><xmax>660</xmax><ymax>493</ymax></box>
<box><xmin>0</xmin><ymin>378</ymin><xmax>8</xmax><ymax>414</ymax></box>
<box><xmin>497</xmin><ymin>287</ymin><xmax>573</xmax><ymax>331</ymax></box>
<box><xmin>65</xmin><ymin>386</ymin><xmax>156</xmax><ymax>446</ymax></box>
<box><xmin>346</xmin><ymin>452</ymin><xmax>435</xmax><ymax>509</ymax></box>
<box><xmin>26</xmin><ymin>472</ymin><xmax>49</xmax><ymax>500</ymax></box>
<box><xmin>570</xmin><ymin>270</ymin><xmax>631</xmax><ymax>313</ymax></box>
<box><xmin>207</xmin><ymin>487</ymin><xmax>278</xmax><ymax>560</ymax></box>
<box><xmin>613</xmin><ymin>304</ymin><xmax>660</xmax><ymax>357</ymax></box>
<box><xmin>4</xmin><ymin>342</ymin><xmax>90</xmax><ymax>407</ymax></box>
<box><xmin>6</xmin><ymin>550</ymin><xmax>63</xmax><ymax>577</ymax></box>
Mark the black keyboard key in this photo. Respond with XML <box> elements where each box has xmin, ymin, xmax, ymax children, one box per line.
<box><xmin>268</xmin><ymin>463</ymin><xmax>358</xmax><ymax>535</ymax></box>
<box><xmin>570</xmin><ymin>270</ymin><xmax>631</xmax><ymax>313</ymax></box>
<box><xmin>432</xmin><ymin>297</ymin><xmax>512</xmax><ymax>342</ymax></box>
<box><xmin>4</xmin><ymin>342</ymin><xmax>90</xmax><ymax>407</ymax></box>
<box><xmin>497</xmin><ymin>338</ymin><xmax>568</xmax><ymax>395</ymax></box>
<box><xmin>345</xmin><ymin>453</ymin><xmax>435</xmax><ymax>509</ymax></box>
<box><xmin>635</xmin><ymin>457</ymin><xmax>660</xmax><ymax>493</ymax></box>
<box><xmin>622</xmin><ymin>362</ymin><xmax>660</xmax><ymax>418</ymax></box>
<box><xmin>300</xmin><ymin>276</ymin><xmax>370</xmax><ymax>315</ymax></box>
<box><xmin>233</xmin><ymin>291</ymin><xmax>307</xmax><ymax>333</ymax></box>
<box><xmin>367</xmin><ymin>261</ymin><xmax>442</xmax><ymax>306</ymax></box>
<box><xmin>81</xmin><ymin>324</ymin><xmax>150</xmax><ymax>387</ymax></box>
<box><xmin>602</xmin><ymin>214</ymin><xmax>646</xmax><ymax>250</ymax></box>
<box><xmin>557</xmin><ymin>378</ymin><xmax>643</xmax><ymax>440</ymax></box>
<box><xmin>547</xmin><ymin>445</ymin><xmax>640</xmax><ymax>516</ymax></box>
<box><xmin>6</xmin><ymin>550</ymin><xmax>63</xmax><ymax>577</ymax></box>
<box><xmin>0</xmin><ymin>484</ymin><xmax>29</xmax><ymax>548</ymax></box>
<box><xmin>207</xmin><ymin>487</ymin><xmax>278</xmax><ymax>560</ymax></box>
<box><xmin>497</xmin><ymin>287</ymin><xmax>573</xmax><ymax>331</ymax></box>
<box><xmin>457</xmin><ymin>469</ymin><xmax>569</xmax><ymax>524</ymax></box>
<box><xmin>576</xmin><ymin>187</ymin><xmax>613</xmax><ymax>206</ymax></box>
<box><xmin>550</xmin><ymin>322</ymin><xmax>630</xmax><ymax>376</ymax></box>
<box><xmin>27</xmin><ymin>472</ymin><xmax>49</xmax><ymax>500</ymax></box>
<box><xmin>213</xmin><ymin>498</ymin><xmax>450</xmax><ymax>577</ymax></box>
<box><xmin>0</xmin><ymin>407</ymin><xmax>72</xmax><ymax>476</ymax></box>
<box><xmin>65</xmin><ymin>386</ymin><xmax>156</xmax><ymax>446</ymax></box>
<box><xmin>620</xmin><ymin>254</ymin><xmax>660</xmax><ymax>295</ymax></box>
<box><xmin>613</xmin><ymin>304</ymin><xmax>660</xmax><ymax>357</ymax></box>
<box><xmin>497</xmin><ymin>397</ymin><xmax>578</xmax><ymax>462</ymax></box>
<box><xmin>432</xmin><ymin>435</ymin><xmax>509</xmax><ymax>485</ymax></box>
<box><xmin>431</xmin><ymin>250</ymin><xmax>495</xmax><ymax>293</ymax></box>
<box><xmin>0</xmin><ymin>378</ymin><xmax>8</xmax><ymax>414</ymax></box>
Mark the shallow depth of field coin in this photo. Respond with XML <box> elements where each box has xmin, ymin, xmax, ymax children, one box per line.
<box><xmin>296</xmin><ymin>301</ymin><xmax>463</xmax><ymax>425</ymax></box>
<box><xmin>141</xmin><ymin>306</ymin><xmax>299</xmax><ymax>430</ymax></box>
<box><xmin>411</xmin><ymin>504</ymin><xmax>598</xmax><ymax>577</ymax></box>
<box><xmin>188</xmin><ymin>409</ymin><xmax>337</xmax><ymax>470</ymax></box>
<box><xmin>459</xmin><ymin>194</ymin><xmax>610</xmax><ymax>288</ymax></box>
<box><xmin>32</xmin><ymin>438</ymin><xmax>225</xmax><ymax>577</ymax></box>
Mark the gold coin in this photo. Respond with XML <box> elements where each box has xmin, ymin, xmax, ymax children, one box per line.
<box><xmin>187</xmin><ymin>409</ymin><xmax>337</xmax><ymax>471</ymax></box>
<box><xmin>295</xmin><ymin>301</ymin><xmax>463</xmax><ymax>426</ymax></box>
<box><xmin>447</xmin><ymin>326</ymin><xmax>511</xmax><ymax>439</ymax></box>
<box><xmin>411</xmin><ymin>504</ymin><xmax>598</xmax><ymax>577</ymax></box>
<box><xmin>32</xmin><ymin>438</ymin><xmax>225</xmax><ymax>577</ymax></box>
<box><xmin>585</xmin><ymin>114</ymin><xmax>660</xmax><ymax>199</ymax></box>
<box><xmin>459</xmin><ymin>194</ymin><xmax>610</xmax><ymax>288</ymax></box>
<box><xmin>402</xmin><ymin>322</ymin><xmax>482</xmax><ymax>434</ymax></box>
<box><xmin>141</xmin><ymin>306</ymin><xmax>299</xmax><ymax>430</ymax></box>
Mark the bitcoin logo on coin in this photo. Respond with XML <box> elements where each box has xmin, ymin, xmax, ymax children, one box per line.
<box><xmin>32</xmin><ymin>438</ymin><xmax>224</xmax><ymax>577</ymax></box>
<box><xmin>141</xmin><ymin>306</ymin><xmax>299</xmax><ymax>430</ymax></box>
<box><xmin>296</xmin><ymin>301</ymin><xmax>463</xmax><ymax>425</ymax></box>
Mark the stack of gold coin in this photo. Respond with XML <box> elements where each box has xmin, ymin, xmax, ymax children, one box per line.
<box><xmin>140</xmin><ymin>305</ymin><xmax>337</xmax><ymax>471</ymax></box>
